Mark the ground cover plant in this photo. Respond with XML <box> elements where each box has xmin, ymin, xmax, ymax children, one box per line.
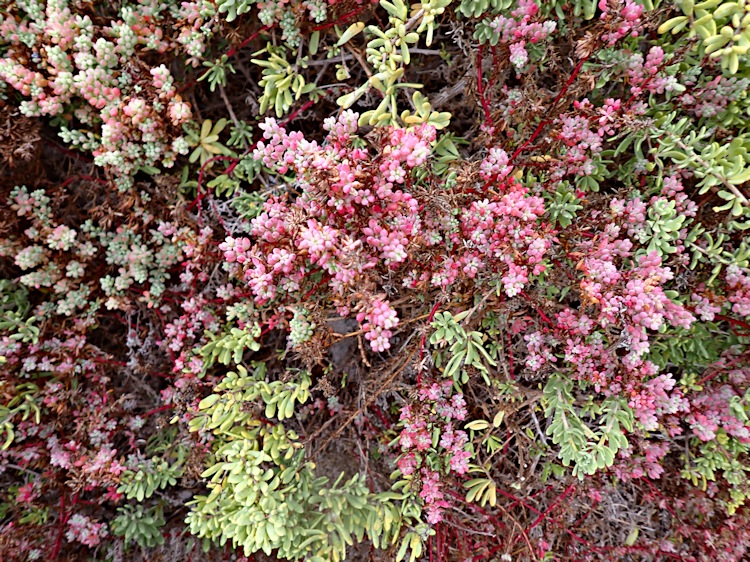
<box><xmin>1</xmin><ymin>0</ymin><xmax>750</xmax><ymax>560</ymax></box>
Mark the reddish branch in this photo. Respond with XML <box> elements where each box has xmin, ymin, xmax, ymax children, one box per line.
<box><xmin>418</xmin><ymin>301</ymin><xmax>443</xmax><ymax>384</ymax></box>
<box><xmin>226</xmin><ymin>26</ymin><xmax>273</xmax><ymax>58</ymax></box>
<box><xmin>476</xmin><ymin>45</ymin><xmax>494</xmax><ymax>133</ymax></box>
<box><xmin>525</xmin><ymin>482</ymin><xmax>575</xmax><ymax>531</ymax></box>
<box><xmin>50</xmin><ymin>493</ymin><xmax>78</xmax><ymax>559</ymax></box>
<box><xmin>311</xmin><ymin>6</ymin><xmax>370</xmax><ymax>32</ymax></box>
<box><xmin>419</xmin><ymin>301</ymin><xmax>443</xmax><ymax>361</ymax></box>
<box><xmin>509</xmin><ymin>56</ymin><xmax>590</xmax><ymax>165</ymax></box>
<box><xmin>143</xmin><ymin>404</ymin><xmax>174</xmax><ymax>417</ymax></box>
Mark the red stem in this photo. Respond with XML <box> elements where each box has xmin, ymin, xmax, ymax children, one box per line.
<box><xmin>476</xmin><ymin>45</ymin><xmax>493</xmax><ymax>133</ymax></box>
<box><xmin>50</xmin><ymin>494</ymin><xmax>66</xmax><ymax>560</ymax></box>
<box><xmin>226</xmin><ymin>26</ymin><xmax>273</xmax><ymax>58</ymax></box>
<box><xmin>525</xmin><ymin>482</ymin><xmax>575</xmax><ymax>531</ymax></box>
<box><xmin>519</xmin><ymin>291</ymin><xmax>554</xmax><ymax>326</ymax></box>
<box><xmin>50</xmin><ymin>492</ymin><xmax>77</xmax><ymax>559</ymax></box>
<box><xmin>143</xmin><ymin>404</ymin><xmax>174</xmax><ymax>417</ymax></box>
<box><xmin>509</xmin><ymin>56</ymin><xmax>589</xmax><ymax>165</ymax></box>
<box><xmin>370</xmin><ymin>405</ymin><xmax>392</xmax><ymax>429</ymax></box>
<box><xmin>487</xmin><ymin>486</ymin><xmax>542</xmax><ymax>516</ymax></box>
<box><xmin>311</xmin><ymin>6</ymin><xmax>369</xmax><ymax>31</ymax></box>
<box><xmin>418</xmin><ymin>301</ymin><xmax>443</xmax><ymax>385</ymax></box>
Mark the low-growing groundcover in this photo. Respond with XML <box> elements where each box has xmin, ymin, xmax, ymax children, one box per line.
<box><xmin>1</xmin><ymin>0</ymin><xmax>750</xmax><ymax>560</ymax></box>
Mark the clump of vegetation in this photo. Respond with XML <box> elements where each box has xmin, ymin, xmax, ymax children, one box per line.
<box><xmin>1</xmin><ymin>0</ymin><xmax>750</xmax><ymax>560</ymax></box>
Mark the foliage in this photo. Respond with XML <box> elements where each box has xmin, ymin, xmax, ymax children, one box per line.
<box><xmin>252</xmin><ymin>46</ymin><xmax>319</xmax><ymax>117</ymax></box>
<box><xmin>186</xmin><ymin>119</ymin><xmax>235</xmax><ymax>167</ymax></box>
<box><xmin>430</xmin><ymin>310</ymin><xmax>497</xmax><ymax>384</ymax></box>
<box><xmin>659</xmin><ymin>0</ymin><xmax>750</xmax><ymax>75</ymax></box>
<box><xmin>545</xmin><ymin>183</ymin><xmax>583</xmax><ymax>228</ymax></box>
<box><xmin>117</xmin><ymin>448</ymin><xmax>186</xmax><ymax>502</ymax></box>
<box><xmin>186</xmin><ymin>363</ymin><xmax>402</xmax><ymax>561</ymax></box>
<box><xmin>111</xmin><ymin>504</ymin><xmax>166</xmax><ymax>549</ymax></box>
<box><xmin>543</xmin><ymin>373</ymin><xmax>634</xmax><ymax>478</ymax></box>
<box><xmin>2</xmin><ymin>0</ymin><xmax>750</xmax><ymax>560</ymax></box>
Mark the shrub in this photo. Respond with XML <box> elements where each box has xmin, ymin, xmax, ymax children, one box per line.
<box><xmin>1</xmin><ymin>0</ymin><xmax>750</xmax><ymax>560</ymax></box>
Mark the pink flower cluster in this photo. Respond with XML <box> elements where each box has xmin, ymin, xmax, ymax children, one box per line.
<box><xmin>524</xmin><ymin>330</ymin><xmax>557</xmax><ymax>372</ymax></box>
<box><xmin>692</xmin><ymin>292</ymin><xmax>722</xmax><ymax>322</ymax></box>
<box><xmin>226</xmin><ymin>113</ymin><xmax>558</xmax><ymax>349</ymax></box>
<box><xmin>687</xmin><ymin>366</ymin><xmax>750</xmax><ymax>443</ymax></box>
<box><xmin>523</xmin><ymin>209</ymin><xmax>698</xmax><ymax>434</ymax></box>
<box><xmin>397</xmin><ymin>379</ymin><xmax>469</xmax><ymax>524</ymax></box>
<box><xmin>16</xmin><ymin>482</ymin><xmax>41</xmax><ymax>504</ymax></box>
<box><xmin>408</xmin><ymin>178</ymin><xmax>551</xmax><ymax>298</ymax></box>
<box><xmin>576</xmin><ymin>221</ymin><xmax>694</xmax><ymax>337</ymax></box>
<box><xmin>627</xmin><ymin>46</ymin><xmax>679</xmax><ymax>96</ymax></box>
<box><xmin>680</xmin><ymin>75</ymin><xmax>750</xmax><ymax>119</ymax></box>
<box><xmin>726</xmin><ymin>266</ymin><xmax>750</xmax><ymax>317</ymax></box>
<box><xmin>660</xmin><ymin>175</ymin><xmax>697</xmax><ymax>217</ymax></box>
<box><xmin>66</xmin><ymin>514</ymin><xmax>108</xmax><ymax>548</ymax></box>
<box><xmin>486</xmin><ymin>0</ymin><xmax>556</xmax><ymax>70</ymax></box>
<box><xmin>458</xmin><ymin>185</ymin><xmax>550</xmax><ymax>295</ymax></box>
<box><xmin>0</xmin><ymin>1</ymin><xmax>192</xmax><ymax>187</ymax></box>
<box><xmin>356</xmin><ymin>299</ymin><xmax>399</xmax><ymax>352</ymax></box>
<box><xmin>419</xmin><ymin>470</ymin><xmax>451</xmax><ymax>525</ymax></box>
<box><xmin>221</xmin><ymin>113</ymin><xmax>431</xmax><ymax>350</ymax></box>
<box><xmin>163</xmin><ymin>295</ymin><xmax>220</xmax><ymax>380</ymax></box>
<box><xmin>479</xmin><ymin>147</ymin><xmax>513</xmax><ymax>181</ymax></box>
<box><xmin>549</xmin><ymin>307</ymin><xmax>689</xmax><ymax>435</ymax></box>
<box><xmin>555</xmin><ymin>104</ymin><xmax>605</xmax><ymax>177</ymax></box>
<box><xmin>613</xmin><ymin>441</ymin><xmax>670</xmax><ymax>481</ymax></box>
<box><xmin>598</xmin><ymin>0</ymin><xmax>644</xmax><ymax>45</ymax></box>
<box><xmin>628</xmin><ymin>373</ymin><xmax>687</xmax><ymax>431</ymax></box>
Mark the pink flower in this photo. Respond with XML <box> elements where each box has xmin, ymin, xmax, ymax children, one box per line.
<box><xmin>397</xmin><ymin>453</ymin><xmax>418</xmax><ymax>476</ymax></box>
<box><xmin>66</xmin><ymin>514</ymin><xmax>107</xmax><ymax>547</ymax></box>
<box><xmin>16</xmin><ymin>482</ymin><xmax>39</xmax><ymax>503</ymax></box>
